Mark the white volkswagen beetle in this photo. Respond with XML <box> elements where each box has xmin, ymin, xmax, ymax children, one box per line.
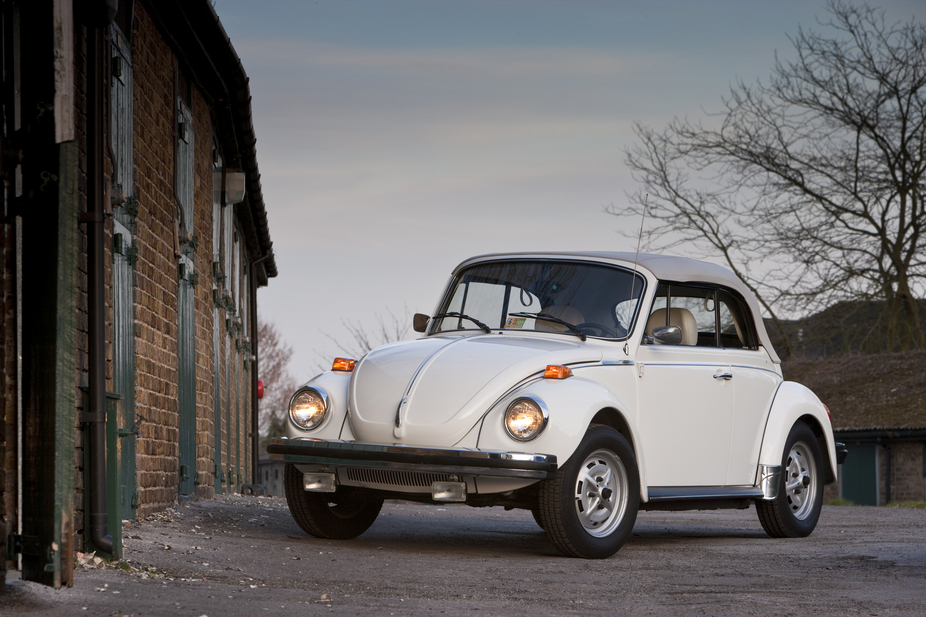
<box><xmin>268</xmin><ymin>252</ymin><xmax>847</xmax><ymax>559</ymax></box>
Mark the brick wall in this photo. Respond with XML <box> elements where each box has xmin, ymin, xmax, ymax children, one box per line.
<box><xmin>191</xmin><ymin>86</ymin><xmax>216</xmax><ymax>499</ymax></box>
<box><xmin>132</xmin><ymin>5</ymin><xmax>182</xmax><ymax>517</ymax></box>
<box><xmin>73</xmin><ymin>18</ymin><xmax>88</xmax><ymax>543</ymax></box>
<box><xmin>0</xmin><ymin>0</ymin><xmax>264</xmax><ymax>578</ymax></box>
<box><xmin>880</xmin><ymin>441</ymin><xmax>925</xmax><ymax>504</ymax></box>
<box><xmin>128</xmin><ymin>4</ymin><xmax>254</xmax><ymax>514</ymax></box>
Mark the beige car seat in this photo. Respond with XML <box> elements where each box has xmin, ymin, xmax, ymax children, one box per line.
<box><xmin>645</xmin><ymin>307</ymin><xmax>698</xmax><ymax>346</ymax></box>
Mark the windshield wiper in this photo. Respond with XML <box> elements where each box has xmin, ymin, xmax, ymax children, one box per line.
<box><xmin>431</xmin><ymin>312</ymin><xmax>491</xmax><ymax>333</ymax></box>
<box><xmin>508</xmin><ymin>312</ymin><xmax>586</xmax><ymax>341</ymax></box>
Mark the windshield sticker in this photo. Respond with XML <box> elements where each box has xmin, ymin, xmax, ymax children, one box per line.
<box><xmin>505</xmin><ymin>317</ymin><xmax>527</xmax><ymax>329</ymax></box>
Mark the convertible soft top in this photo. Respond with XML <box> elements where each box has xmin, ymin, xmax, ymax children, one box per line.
<box><xmin>455</xmin><ymin>251</ymin><xmax>781</xmax><ymax>363</ymax></box>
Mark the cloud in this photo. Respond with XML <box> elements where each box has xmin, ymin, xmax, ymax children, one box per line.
<box><xmin>237</xmin><ymin>38</ymin><xmax>664</xmax><ymax>76</ymax></box>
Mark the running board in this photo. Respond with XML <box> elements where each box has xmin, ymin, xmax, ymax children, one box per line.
<box><xmin>647</xmin><ymin>487</ymin><xmax>764</xmax><ymax>501</ymax></box>
<box><xmin>643</xmin><ymin>486</ymin><xmax>764</xmax><ymax>512</ymax></box>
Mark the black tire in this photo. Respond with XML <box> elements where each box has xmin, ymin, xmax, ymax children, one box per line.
<box><xmin>538</xmin><ymin>425</ymin><xmax>640</xmax><ymax>558</ymax></box>
<box><xmin>756</xmin><ymin>422</ymin><xmax>824</xmax><ymax>538</ymax></box>
<box><xmin>283</xmin><ymin>464</ymin><xmax>384</xmax><ymax>540</ymax></box>
<box><xmin>530</xmin><ymin>505</ymin><xmax>545</xmax><ymax>530</ymax></box>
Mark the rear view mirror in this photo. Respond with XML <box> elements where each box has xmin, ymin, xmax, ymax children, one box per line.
<box><xmin>652</xmin><ymin>325</ymin><xmax>682</xmax><ymax>345</ymax></box>
<box><xmin>413</xmin><ymin>313</ymin><xmax>430</xmax><ymax>333</ymax></box>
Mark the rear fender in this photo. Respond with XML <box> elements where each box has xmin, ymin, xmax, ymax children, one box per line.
<box><xmin>474</xmin><ymin>376</ymin><xmax>649</xmax><ymax>501</ymax></box>
<box><xmin>758</xmin><ymin>381</ymin><xmax>838</xmax><ymax>484</ymax></box>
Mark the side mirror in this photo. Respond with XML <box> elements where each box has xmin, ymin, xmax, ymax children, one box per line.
<box><xmin>652</xmin><ymin>325</ymin><xmax>682</xmax><ymax>345</ymax></box>
<box><xmin>413</xmin><ymin>313</ymin><xmax>430</xmax><ymax>333</ymax></box>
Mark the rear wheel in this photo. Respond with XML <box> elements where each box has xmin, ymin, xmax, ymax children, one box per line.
<box><xmin>539</xmin><ymin>425</ymin><xmax>639</xmax><ymax>558</ymax></box>
<box><xmin>283</xmin><ymin>464</ymin><xmax>384</xmax><ymax>540</ymax></box>
<box><xmin>756</xmin><ymin>422</ymin><xmax>824</xmax><ymax>538</ymax></box>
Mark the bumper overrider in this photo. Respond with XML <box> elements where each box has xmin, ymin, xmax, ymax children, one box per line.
<box><xmin>835</xmin><ymin>442</ymin><xmax>848</xmax><ymax>465</ymax></box>
<box><xmin>267</xmin><ymin>437</ymin><xmax>558</xmax><ymax>501</ymax></box>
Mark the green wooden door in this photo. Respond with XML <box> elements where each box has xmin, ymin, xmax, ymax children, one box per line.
<box><xmin>841</xmin><ymin>442</ymin><xmax>878</xmax><ymax>506</ymax></box>
<box><xmin>110</xmin><ymin>24</ymin><xmax>137</xmax><ymax>519</ymax></box>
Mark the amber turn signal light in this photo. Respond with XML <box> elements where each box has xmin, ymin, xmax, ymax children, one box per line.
<box><xmin>332</xmin><ymin>357</ymin><xmax>356</xmax><ymax>372</ymax></box>
<box><xmin>544</xmin><ymin>365</ymin><xmax>572</xmax><ymax>379</ymax></box>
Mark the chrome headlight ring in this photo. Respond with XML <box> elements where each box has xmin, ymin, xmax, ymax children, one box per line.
<box><xmin>503</xmin><ymin>394</ymin><xmax>549</xmax><ymax>442</ymax></box>
<box><xmin>288</xmin><ymin>386</ymin><xmax>329</xmax><ymax>431</ymax></box>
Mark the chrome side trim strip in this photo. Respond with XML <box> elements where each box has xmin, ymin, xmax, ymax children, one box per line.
<box><xmin>729</xmin><ymin>363</ymin><xmax>783</xmax><ymax>377</ymax></box>
<box><xmin>636</xmin><ymin>362</ymin><xmax>733</xmax><ymax>368</ymax></box>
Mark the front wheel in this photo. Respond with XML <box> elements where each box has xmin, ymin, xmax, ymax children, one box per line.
<box><xmin>756</xmin><ymin>422</ymin><xmax>824</xmax><ymax>538</ymax></box>
<box><xmin>538</xmin><ymin>425</ymin><xmax>639</xmax><ymax>558</ymax></box>
<box><xmin>283</xmin><ymin>464</ymin><xmax>384</xmax><ymax>540</ymax></box>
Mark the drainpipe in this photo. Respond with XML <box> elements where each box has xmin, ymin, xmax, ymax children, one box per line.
<box><xmin>246</xmin><ymin>250</ymin><xmax>273</xmax><ymax>492</ymax></box>
<box><xmin>83</xmin><ymin>0</ymin><xmax>117</xmax><ymax>555</ymax></box>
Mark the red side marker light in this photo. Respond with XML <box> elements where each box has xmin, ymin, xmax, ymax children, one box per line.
<box><xmin>544</xmin><ymin>365</ymin><xmax>573</xmax><ymax>379</ymax></box>
<box><xmin>332</xmin><ymin>357</ymin><xmax>356</xmax><ymax>372</ymax></box>
<box><xmin>257</xmin><ymin>379</ymin><xmax>264</xmax><ymax>399</ymax></box>
<box><xmin>824</xmin><ymin>404</ymin><xmax>831</xmax><ymax>421</ymax></box>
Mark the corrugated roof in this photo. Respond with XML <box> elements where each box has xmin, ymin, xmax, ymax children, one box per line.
<box><xmin>783</xmin><ymin>352</ymin><xmax>926</xmax><ymax>432</ymax></box>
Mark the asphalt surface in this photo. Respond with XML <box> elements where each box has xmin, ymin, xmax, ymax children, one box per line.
<box><xmin>4</xmin><ymin>494</ymin><xmax>925</xmax><ymax>616</ymax></box>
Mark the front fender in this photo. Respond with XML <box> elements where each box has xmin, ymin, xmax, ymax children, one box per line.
<box><xmin>475</xmin><ymin>376</ymin><xmax>649</xmax><ymax>501</ymax></box>
<box><xmin>758</xmin><ymin>381</ymin><xmax>838</xmax><ymax>484</ymax></box>
<box><xmin>283</xmin><ymin>371</ymin><xmax>353</xmax><ymax>441</ymax></box>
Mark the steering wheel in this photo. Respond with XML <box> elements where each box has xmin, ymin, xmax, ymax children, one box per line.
<box><xmin>576</xmin><ymin>322</ymin><xmax>621</xmax><ymax>338</ymax></box>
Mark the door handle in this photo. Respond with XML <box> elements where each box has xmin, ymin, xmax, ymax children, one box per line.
<box><xmin>713</xmin><ymin>372</ymin><xmax>733</xmax><ymax>380</ymax></box>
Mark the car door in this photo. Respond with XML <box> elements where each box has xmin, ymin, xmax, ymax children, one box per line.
<box><xmin>717</xmin><ymin>288</ymin><xmax>783</xmax><ymax>485</ymax></box>
<box><xmin>635</xmin><ymin>283</ymin><xmax>733</xmax><ymax>487</ymax></box>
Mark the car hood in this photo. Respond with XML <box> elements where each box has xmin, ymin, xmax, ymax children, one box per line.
<box><xmin>348</xmin><ymin>334</ymin><xmax>601</xmax><ymax>446</ymax></box>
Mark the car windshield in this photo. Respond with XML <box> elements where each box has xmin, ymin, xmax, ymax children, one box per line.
<box><xmin>431</xmin><ymin>260</ymin><xmax>645</xmax><ymax>340</ymax></box>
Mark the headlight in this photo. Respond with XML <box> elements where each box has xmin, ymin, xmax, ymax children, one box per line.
<box><xmin>504</xmin><ymin>396</ymin><xmax>548</xmax><ymax>441</ymax></box>
<box><xmin>289</xmin><ymin>387</ymin><xmax>328</xmax><ymax>431</ymax></box>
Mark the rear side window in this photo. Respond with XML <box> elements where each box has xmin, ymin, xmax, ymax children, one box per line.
<box><xmin>717</xmin><ymin>288</ymin><xmax>756</xmax><ymax>350</ymax></box>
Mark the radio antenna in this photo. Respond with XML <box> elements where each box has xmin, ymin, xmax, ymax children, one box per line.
<box><xmin>624</xmin><ymin>195</ymin><xmax>647</xmax><ymax>355</ymax></box>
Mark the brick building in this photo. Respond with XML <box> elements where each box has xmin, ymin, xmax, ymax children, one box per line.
<box><xmin>1</xmin><ymin>0</ymin><xmax>276</xmax><ymax>588</ymax></box>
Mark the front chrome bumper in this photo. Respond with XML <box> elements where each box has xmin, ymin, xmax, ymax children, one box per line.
<box><xmin>266</xmin><ymin>437</ymin><xmax>558</xmax><ymax>480</ymax></box>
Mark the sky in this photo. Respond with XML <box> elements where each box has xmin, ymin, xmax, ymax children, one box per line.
<box><xmin>211</xmin><ymin>0</ymin><xmax>922</xmax><ymax>382</ymax></box>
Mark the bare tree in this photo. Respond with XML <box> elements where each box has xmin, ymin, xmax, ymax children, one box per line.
<box><xmin>257</xmin><ymin>316</ymin><xmax>299</xmax><ymax>433</ymax></box>
<box><xmin>314</xmin><ymin>306</ymin><xmax>411</xmax><ymax>371</ymax></box>
<box><xmin>614</xmin><ymin>1</ymin><xmax>926</xmax><ymax>354</ymax></box>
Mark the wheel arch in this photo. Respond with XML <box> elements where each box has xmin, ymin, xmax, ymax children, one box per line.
<box><xmin>590</xmin><ymin>407</ymin><xmax>636</xmax><ymax>460</ymax></box>
<box><xmin>758</xmin><ymin>381</ymin><xmax>838</xmax><ymax>485</ymax></box>
<box><xmin>795</xmin><ymin>413</ymin><xmax>836</xmax><ymax>484</ymax></box>
<box><xmin>475</xmin><ymin>378</ymin><xmax>649</xmax><ymax>501</ymax></box>
<box><xmin>590</xmin><ymin>407</ymin><xmax>649</xmax><ymax>502</ymax></box>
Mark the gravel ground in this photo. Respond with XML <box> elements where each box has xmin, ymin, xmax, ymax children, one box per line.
<box><xmin>3</xmin><ymin>494</ymin><xmax>925</xmax><ymax>616</ymax></box>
